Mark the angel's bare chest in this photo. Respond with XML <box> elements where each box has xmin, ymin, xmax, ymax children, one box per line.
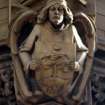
<box><xmin>32</xmin><ymin>31</ymin><xmax>76</xmax><ymax>60</ymax></box>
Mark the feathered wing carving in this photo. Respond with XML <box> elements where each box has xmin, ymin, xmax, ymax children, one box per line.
<box><xmin>9</xmin><ymin>10</ymin><xmax>37</xmax><ymax>101</ymax></box>
<box><xmin>71</xmin><ymin>12</ymin><xmax>96</xmax><ymax>101</ymax></box>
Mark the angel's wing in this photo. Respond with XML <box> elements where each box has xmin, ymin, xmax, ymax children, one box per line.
<box><xmin>71</xmin><ymin>12</ymin><xmax>96</xmax><ymax>101</ymax></box>
<box><xmin>10</xmin><ymin>10</ymin><xmax>36</xmax><ymax>54</ymax></box>
<box><xmin>9</xmin><ymin>10</ymin><xmax>37</xmax><ymax>98</ymax></box>
<box><xmin>73</xmin><ymin>12</ymin><xmax>95</xmax><ymax>50</ymax></box>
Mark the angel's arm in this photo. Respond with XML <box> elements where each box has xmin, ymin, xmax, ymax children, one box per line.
<box><xmin>19</xmin><ymin>25</ymin><xmax>40</xmax><ymax>73</ymax></box>
<box><xmin>72</xmin><ymin>25</ymin><xmax>88</xmax><ymax>71</ymax></box>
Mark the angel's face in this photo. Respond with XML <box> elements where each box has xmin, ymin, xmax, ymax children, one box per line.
<box><xmin>48</xmin><ymin>4</ymin><xmax>64</xmax><ymax>25</ymax></box>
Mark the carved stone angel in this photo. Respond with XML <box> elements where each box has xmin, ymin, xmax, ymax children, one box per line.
<box><xmin>9</xmin><ymin>0</ymin><xmax>95</xmax><ymax>105</ymax></box>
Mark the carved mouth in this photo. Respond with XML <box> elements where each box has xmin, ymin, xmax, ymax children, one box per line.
<box><xmin>53</xmin><ymin>16</ymin><xmax>60</xmax><ymax>20</ymax></box>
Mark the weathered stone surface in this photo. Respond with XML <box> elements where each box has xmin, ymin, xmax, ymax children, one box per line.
<box><xmin>0</xmin><ymin>0</ymin><xmax>98</xmax><ymax>105</ymax></box>
<box><xmin>0</xmin><ymin>46</ymin><xmax>17</xmax><ymax>105</ymax></box>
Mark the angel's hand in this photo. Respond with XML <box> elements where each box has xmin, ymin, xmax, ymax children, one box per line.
<box><xmin>75</xmin><ymin>61</ymin><xmax>80</xmax><ymax>71</ymax></box>
<box><xmin>29</xmin><ymin>60</ymin><xmax>40</xmax><ymax>71</ymax></box>
<box><xmin>72</xmin><ymin>93</ymin><xmax>82</xmax><ymax>103</ymax></box>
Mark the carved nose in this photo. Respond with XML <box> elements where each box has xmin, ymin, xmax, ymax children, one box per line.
<box><xmin>55</xmin><ymin>9</ymin><xmax>59</xmax><ymax>15</ymax></box>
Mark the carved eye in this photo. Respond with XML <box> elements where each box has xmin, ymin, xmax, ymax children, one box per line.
<box><xmin>49</xmin><ymin>6</ymin><xmax>64</xmax><ymax>13</ymax></box>
<box><xmin>58</xmin><ymin>7</ymin><xmax>64</xmax><ymax>12</ymax></box>
<box><xmin>49</xmin><ymin>7</ymin><xmax>56</xmax><ymax>11</ymax></box>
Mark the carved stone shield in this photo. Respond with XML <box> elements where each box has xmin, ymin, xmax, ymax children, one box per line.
<box><xmin>35</xmin><ymin>54</ymin><xmax>75</xmax><ymax>97</ymax></box>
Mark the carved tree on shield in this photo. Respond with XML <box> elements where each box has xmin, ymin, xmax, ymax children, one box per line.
<box><xmin>9</xmin><ymin>8</ymin><xmax>95</xmax><ymax>105</ymax></box>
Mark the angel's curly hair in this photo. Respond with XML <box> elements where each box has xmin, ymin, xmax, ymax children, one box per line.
<box><xmin>37</xmin><ymin>0</ymin><xmax>73</xmax><ymax>26</ymax></box>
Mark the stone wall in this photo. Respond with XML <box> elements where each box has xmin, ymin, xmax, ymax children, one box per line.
<box><xmin>92</xmin><ymin>0</ymin><xmax>105</xmax><ymax>105</ymax></box>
